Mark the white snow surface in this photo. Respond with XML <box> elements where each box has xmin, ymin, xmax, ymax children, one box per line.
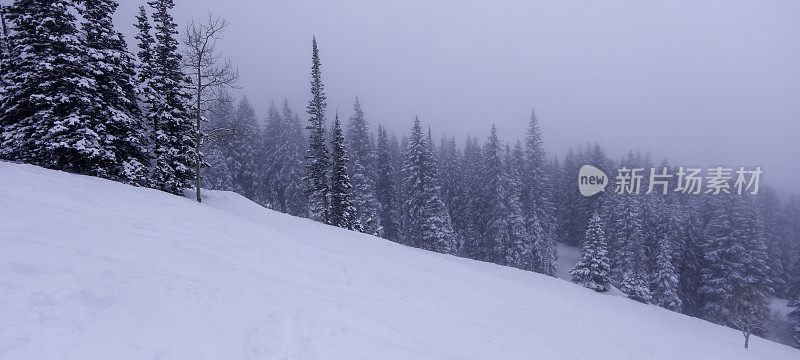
<box><xmin>1</xmin><ymin>162</ymin><xmax>798</xmax><ymax>359</ymax></box>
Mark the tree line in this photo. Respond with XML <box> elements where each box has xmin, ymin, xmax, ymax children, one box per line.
<box><xmin>0</xmin><ymin>0</ymin><xmax>798</xmax><ymax>350</ymax></box>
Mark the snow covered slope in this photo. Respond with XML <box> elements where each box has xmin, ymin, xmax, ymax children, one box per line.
<box><xmin>1</xmin><ymin>162</ymin><xmax>797</xmax><ymax>360</ymax></box>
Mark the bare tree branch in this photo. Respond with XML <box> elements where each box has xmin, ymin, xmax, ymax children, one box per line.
<box><xmin>182</xmin><ymin>13</ymin><xmax>239</xmax><ymax>202</ymax></box>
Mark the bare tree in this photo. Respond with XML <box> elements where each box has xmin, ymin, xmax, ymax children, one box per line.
<box><xmin>182</xmin><ymin>14</ymin><xmax>239</xmax><ymax>202</ymax></box>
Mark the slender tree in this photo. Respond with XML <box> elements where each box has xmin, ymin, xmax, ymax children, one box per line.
<box><xmin>438</xmin><ymin>136</ymin><xmax>468</xmax><ymax>251</ymax></box>
<box><xmin>329</xmin><ymin>113</ymin><xmax>361</xmax><ymax>230</ymax></box>
<box><xmin>304</xmin><ymin>37</ymin><xmax>330</xmax><ymax>223</ymax></box>
<box><xmin>651</xmin><ymin>200</ymin><xmax>682</xmax><ymax>312</ymax></box>
<box><xmin>134</xmin><ymin>6</ymin><xmax>159</xmax><ymax>160</ymax></box>
<box><xmin>346</xmin><ymin>97</ymin><xmax>379</xmax><ymax>234</ymax></box>
<box><xmin>375</xmin><ymin>124</ymin><xmax>401</xmax><ymax>241</ymax></box>
<box><xmin>148</xmin><ymin>0</ymin><xmax>194</xmax><ymax>195</ymax></box>
<box><xmin>0</xmin><ymin>5</ymin><xmax>8</xmax><ymax>92</ymax></box>
<box><xmin>201</xmin><ymin>91</ymin><xmax>235</xmax><ymax>191</ymax></box>
<box><xmin>182</xmin><ymin>14</ymin><xmax>238</xmax><ymax>202</ymax></box>
<box><xmin>523</xmin><ymin>110</ymin><xmax>558</xmax><ymax>276</ymax></box>
<box><xmin>420</xmin><ymin>128</ymin><xmax>457</xmax><ymax>254</ymax></box>
<box><xmin>228</xmin><ymin>97</ymin><xmax>260</xmax><ymax>200</ymax></box>
<box><xmin>263</xmin><ymin>100</ymin><xmax>307</xmax><ymax>215</ymax></box>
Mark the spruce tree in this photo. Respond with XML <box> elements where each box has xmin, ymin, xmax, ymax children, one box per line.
<box><xmin>329</xmin><ymin>113</ymin><xmax>361</xmax><ymax>231</ymax></box>
<box><xmin>788</xmin><ymin>242</ymin><xmax>800</xmax><ymax>349</ymax></box>
<box><xmin>790</xmin><ymin>296</ymin><xmax>800</xmax><ymax>349</ymax></box>
<box><xmin>479</xmin><ymin>125</ymin><xmax>531</xmax><ymax>267</ymax></box>
<box><xmin>401</xmin><ymin>119</ymin><xmax>426</xmax><ymax>246</ymax></box>
<box><xmin>346</xmin><ymin>98</ymin><xmax>379</xmax><ymax>234</ymax></box>
<box><xmin>700</xmin><ymin>195</ymin><xmax>772</xmax><ymax>343</ymax></box>
<box><xmin>678</xmin><ymin>196</ymin><xmax>708</xmax><ymax>316</ymax></box>
<box><xmin>201</xmin><ymin>91</ymin><xmax>235</xmax><ymax>191</ymax></box>
<box><xmin>501</xmin><ymin>141</ymin><xmax>533</xmax><ymax>269</ymax></box>
<box><xmin>616</xmin><ymin>195</ymin><xmax>652</xmax><ymax>303</ymax></box>
<box><xmin>304</xmin><ymin>37</ymin><xmax>330</xmax><ymax>223</ymax></box>
<box><xmin>571</xmin><ymin>212</ymin><xmax>611</xmax><ymax>292</ymax></box>
<box><xmin>419</xmin><ymin>128</ymin><xmax>457</xmax><ymax>254</ymax></box>
<box><xmin>375</xmin><ymin>124</ymin><xmax>401</xmax><ymax>241</ymax></box>
<box><xmin>79</xmin><ymin>0</ymin><xmax>149</xmax><ymax>184</ymax></box>
<box><xmin>0</xmin><ymin>5</ymin><xmax>8</xmax><ymax>92</ymax></box>
<box><xmin>651</xmin><ymin>200</ymin><xmax>683</xmax><ymax>311</ymax></box>
<box><xmin>263</xmin><ymin>100</ymin><xmax>307</xmax><ymax>216</ymax></box>
<box><xmin>134</xmin><ymin>5</ymin><xmax>157</xmax><ymax>154</ymax></box>
<box><xmin>758</xmin><ymin>186</ymin><xmax>791</xmax><ymax>296</ymax></box>
<box><xmin>401</xmin><ymin>118</ymin><xmax>456</xmax><ymax>254</ymax></box>
<box><xmin>228</xmin><ymin>97</ymin><xmax>261</xmax><ymax>200</ymax></box>
<box><xmin>147</xmin><ymin>0</ymin><xmax>194</xmax><ymax>194</ymax></box>
<box><xmin>438</xmin><ymin>136</ymin><xmax>468</xmax><ymax>251</ymax></box>
<box><xmin>459</xmin><ymin>136</ymin><xmax>484</xmax><ymax>260</ymax></box>
<box><xmin>523</xmin><ymin>110</ymin><xmax>558</xmax><ymax>276</ymax></box>
<box><xmin>0</xmin><ymin>0</ymin><xmax>95</xmax><ymax>173</ymax></box>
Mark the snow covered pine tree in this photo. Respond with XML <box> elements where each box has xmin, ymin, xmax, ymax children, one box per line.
<box><xmin>571</xmin><ymin>212</ymin><xmax>612</xmax><ymax>292</ymax></box>
<box><xmin>304</xmin><ymin>37</ymin><xmax>330</xmax><ymax>223</ymax></box>
<box><xmin>329</xmin><ymin>113</ymin><xmax>361</xmax><ymax>231</ymax></box>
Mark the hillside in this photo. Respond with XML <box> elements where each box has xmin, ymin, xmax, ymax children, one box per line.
<box><xmin>0</xmin><ymin>162</ymin><xmax>797</xmax><ymax>359</ymax></box>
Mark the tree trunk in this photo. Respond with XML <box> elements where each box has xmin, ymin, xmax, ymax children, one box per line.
<box><xmin>743</xmin><ymin>329</ymin><xmax>750</xmax><ymax>349</ymax></box>
<box><xmin>195</xmin><ymin>69</ymin><xmax>202</xmax><ymax>203</ymax></box>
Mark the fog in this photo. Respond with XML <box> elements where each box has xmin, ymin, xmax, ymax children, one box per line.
<box><xmin>23</xmin><ymin>1</ymin><xmax>800</xmax><ymax>193</ymax></box>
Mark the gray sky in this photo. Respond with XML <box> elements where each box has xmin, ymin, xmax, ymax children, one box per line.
<box><xmin>15</xmin><ymin>0</ymin><xmax>800</xmax><ymax>194</ymax></box>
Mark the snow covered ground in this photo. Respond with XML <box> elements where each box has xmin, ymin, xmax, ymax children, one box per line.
<box><xmin>1</xmin><ymin>162</ymin><xmax>798</xmax><ymax>359</ymax></box>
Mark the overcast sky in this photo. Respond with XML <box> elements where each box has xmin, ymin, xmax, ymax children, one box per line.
<box><xmin>13</xmin><ymin>0</ymin><xmax>800</xmax><ymax>194</ymax></box>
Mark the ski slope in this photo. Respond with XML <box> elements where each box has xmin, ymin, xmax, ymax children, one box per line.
<box><xmin>0</xmin><ymin>162</ymin><xmax>797</xmax><ymax>359</ymax></box>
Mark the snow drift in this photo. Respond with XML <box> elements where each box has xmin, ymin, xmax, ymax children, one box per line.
<box><xmin>0</xmin><ymin>162</ymin><xmax>797</xmax><ymax>359</ymax></box>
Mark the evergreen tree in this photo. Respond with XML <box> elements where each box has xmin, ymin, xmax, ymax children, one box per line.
<box><xmin>502</xmin><ymin>141</ymin><xmax>534</xmax><ymax>269</ymax></box>
<box><xmin>757</xmin><ymin>186</ymin><xmax>791</xmax><ymax>296</ymax></box>
<box><xmin>479</xmin><ymin>125</ymin><xmax>531</xmax><ymax>267</ymax></box>
<box><xmin>262</xmin><ymin>100</ymin><xmax>307</xmax><ymax>216</ymax></box>
<box><xmin>0</xmin><ymin>5</ymin><xmax>9</xmax><ymax>92</ymax></box>
<box><xmin>147</xmin><ymin>0</ymin><xmax>194</xmax><ymax>194</ymax></box>
<box><xmin>701</xmin><ymin>195</ymin><xmax>772</xmax><ymax>342</ymax></box>
<box><xmin>401</xmin><ymin>119</ymin><xmax>426</xmax><ymax>246</ymax></box>
<box><xmin>0</xmin><ymin>0</ymin><xmax>97</xmax><ymax>174</ymax></box>
<box><xmin>571</xmin><ymin>212</ymin><xmax>612</xmax><ymax>292</ymax></box>
<box><xmin>557</xmin><ymin>148</ymin><xmax>583</xmax><ymax>246</ymax></box>
<box><xmin>438</xmin><ymin>136</ymin><xmax>468</xmax><ymax>251</ymax></box>
<box><xmin>401</xmin><ymin>118</ymin><xmax>456</xmax><ymax>254</ymax></box>
<box><xmin>134</xmin><ymin>5</ymin><xmax>157</xmax><ymax>154</ymax></box>
<box><xmin>522</xmin><ymin>110</ymin><xmax>558</xmax><ymax>276</ymax></box>
<box><xmin>375</xmin><ymin>124</ymin><xmax>401</xmax><ymax>241</ymax></box>
<box><xmin>651</xmin><ymin>199</ymin><xmax>683</xmax><ymax>311</ymax></box>
<box><xmin>678</xmin><ymin>196</ymin><xmax>708</xmax><ymax>317</ymax></box>
<box><xmin>615</xmin><ymin>195</ymin><xmax>652</xmax><ymax>303</ymax></box>
<box><xmin>345</xmin><ymin>98</ymin><xmax>379</xmax><ymax>234</ymax></box>
<box><xmin>225</xmin><ymin>97</ymin><xmax>261</xmax><ymax>200</ymax></box>
<box><xmin>460</xmin><ymin>135</ymin><xmax>484</xmax><ymax>259</ymax></box>
<box><xmin>786</xmin><ymin>229</ymin><xmax>800</xmax><ymax>349</ymax></box>
<box><xmin>329</xmin><ymin>113</ymin><xmax>360</xmax><ymax>231</ymax></box>
<box><xmin>419</xmin><ymin>128</ymin><xmax>457</xmax><ymax>254</ymax></box>
<box><xmin>790</xmin><ymin>296</ymin><xmax>800</xmax><ymax>349</ymax></box>
<box><xmin>201</xmin><ymin>92</ymin><xmax>235</xmax><ymax>191</ymax></box>
<box><xmin>79</xmin><ymin>0</ymin><xmax>149</xmax><ymax>184</ymax></box>
<box><xmin>304</xmin><ymin>37</ymin><xmax>330</xmax><ymax>223</ymax></box>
